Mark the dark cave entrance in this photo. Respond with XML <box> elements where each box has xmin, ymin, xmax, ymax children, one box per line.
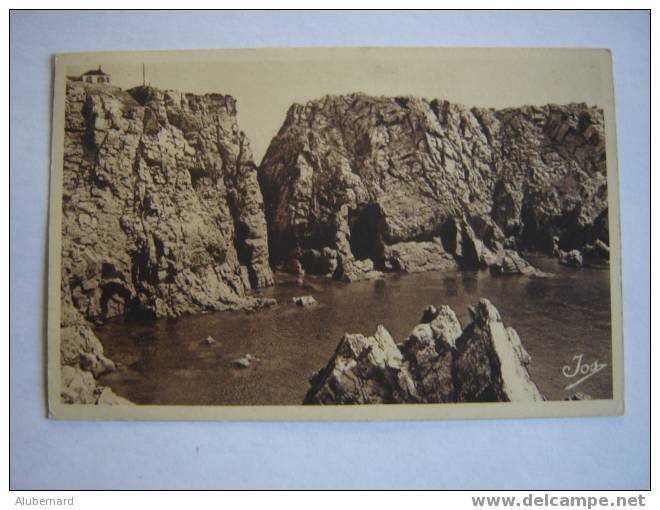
<box><xmin>348</xmin><ymin>204</ymin><xmax>385</xmax><ymax>265</ymax></box>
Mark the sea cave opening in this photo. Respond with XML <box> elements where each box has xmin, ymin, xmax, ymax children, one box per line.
<box><xmin>348</xmin><ymin>203</ymin><xmax>385</xmax><ymax>266</ymax></box>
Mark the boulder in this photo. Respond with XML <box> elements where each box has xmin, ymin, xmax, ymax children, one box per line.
<box><xmin>284</xmin><ymin>258</ymin><xmax>305</xmax><ymax>276</ymax></box>
<box><xmin>304</xmin><ymin>298</ymin><xmax>543</xmax><ymax>404</ymax></box>
<box><xmin>299</xmin><ymin>247</ymin><xmax>339</xmax><ymax>277</ymax></box>
<box><xmin>560</xmin><ymin>249</ymin><xmax>583</xmax><ymax>267</ymax></box>
<box><xmin>383</xmin><ymin>238</ymin><xmax>458</xmax><ymax>273</ymax></box>
<box><xmin>231</xmin><ymin>357</ymin><xmax>251</xmax><ymax>369</ymax></box>
<box><xmin>201</xmin><ymin>335</ymin><xmax>217</xmax><ymax>345</ymax></box>
<box><xmin>292</xmin><ymin>295</ymin><xmax>318</xmax><ymax>307</ymax></box>
<box><xmin>489</xmin><ymin>250</ymin><xmax>551</xmax><ymax>277</ymax></box>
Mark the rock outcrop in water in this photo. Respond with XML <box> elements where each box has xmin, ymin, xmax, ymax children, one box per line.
<box><xmin>59</xmin><ymin>293</ymin><xmax>132</xmax><ymax>405</ymax></box>
<box><xmin>259</xmin><ymin>94</ymin><xmax>609</xmax><ymax>280</ymax></box>
<box><xmin>304</xmin><ymin>299</ymin><xmax>544</xmax><ymax>404</ymax></box>
<box><xmin>60</xmin><ymin>81</ymin><xmax>275</xmax><ymax>403</ymax></box>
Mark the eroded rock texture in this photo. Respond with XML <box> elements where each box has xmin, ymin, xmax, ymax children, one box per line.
<box><xmin>304</xmin><ymin>299</ymin><xmax>544</xmax><ymax>404</ymax></box>
<box><xmin>63</xmin><ymin>82</ymin><xmax>273</xmax><ymax>324</ymax></box>
<box><xmin>260</xmin><ymin>94</ymin><xmax>609</xmax><ymax>279</ymax></box>
<box><xmin>60</xmin><ymin>82</ymin><xmax>274</xmax><ymax>403</ymax></box>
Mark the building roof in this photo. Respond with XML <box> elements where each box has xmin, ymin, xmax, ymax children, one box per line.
<box><xmin>82</xmin><ymin>66</ymin><xmax>109</xmax><ymax>76</ymax></box>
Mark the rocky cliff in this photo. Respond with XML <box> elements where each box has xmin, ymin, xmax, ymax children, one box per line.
<box><xmin>304</xmin><ymin>299</ymin><xmax>544</xmax><ymax>404</ymax></box>
<box><xmin>60</xmin><ymin>82</ymin><xmax>274</xmax><ymax>402</ymax></box>
<box><xmin>259</xmin><ymin>94</ymin><xmax>609</xmax><ymax>280</ymax></box>
<box><xmin>63</xmin><ymin>82</ymin><xmax>273</xmax><ymax>322</ymax></box>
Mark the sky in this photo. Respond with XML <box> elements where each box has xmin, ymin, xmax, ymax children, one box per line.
<box><xmin>65</xmin><ymin>48</ymin><xmax>613</xmax><ymax>164</ymax></box>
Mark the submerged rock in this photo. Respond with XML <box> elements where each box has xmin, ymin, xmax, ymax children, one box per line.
<box><xmin>340</xmin><ymin>258</ymin><xmax>384</xmax><ymax>282</ymax></box>
<box><xmin>201</xmin><ymin>335</ymin><xmax>217</xmax><ymax>345</ymax></box>
<box><xmin>254</xmin><ymin>297</ymin><xmax>278</xmax><ymax>308</ymax></box>
<box><xmin>292</xmin><ymin>295</ymin><xmax>318</xmax><ymax>307</ymax></box>
<box><xmin>383</xmin><ymin>238</ymin><xmax>457</xmax><ymax>273</ymax></box>
<box><xmin>284</xmin><ymin>258</ymin><xmax>305</xmax><ymax>276</ymax></box>
<box><xmin>560</xmin><ymin>249</ymin><xmax>583</xmax><ymax>268</ymax></box>
<box><xmin>299</xmin><ymin>247</ymin><xmax>339</xmax><ymax>277</ymax></box>
<box><xmin>304</xmin><ymin>298</ymin><xmax>543</xmax><ymax>404</ymax></box>
<box><xmin>231</xmin><ymin>357</ymin><xmax>251</xmax><ymax>369</ymax></box>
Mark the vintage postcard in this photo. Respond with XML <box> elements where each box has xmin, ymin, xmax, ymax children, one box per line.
<box><xmin>47</xmin><ymin>48</ymin><xmax>623</xmax><ymax>420</ymax></box>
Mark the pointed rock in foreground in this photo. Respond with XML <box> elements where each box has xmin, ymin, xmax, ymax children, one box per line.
<box><xmin>304</xmin><ymin>298</ymin><xmax>543</xmax><ymax>404</ymax></box>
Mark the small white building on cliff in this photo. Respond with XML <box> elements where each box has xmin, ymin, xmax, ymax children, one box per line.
<box><xmin>76</xmin><ymin>66</ymin><xmax>111</xmax><ymax>84</ymax></box>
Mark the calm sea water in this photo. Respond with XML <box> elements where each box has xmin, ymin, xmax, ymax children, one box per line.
<box><xmin>96</xmin><ymin>255</ymin><xmax>613</xmax><ymax>404</ymax></box>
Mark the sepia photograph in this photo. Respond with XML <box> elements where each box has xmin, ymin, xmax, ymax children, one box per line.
<box><xmin>47</xmin><ymin>47</ymin><xmax>623</xmax><ymax>420</ymax></box>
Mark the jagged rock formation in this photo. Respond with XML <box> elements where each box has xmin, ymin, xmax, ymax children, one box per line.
<box><xmin>259</xmin><ymin>94</ymin><xmax>609</xmax><ymax>279</ymax></box>
<box><xmin>60</xmin><ymin>81</ymin><xmax>275</xmax><ymax>403</ymax></box>
<box><xmin>304</xmin><ymin>299</ymin><xmax>544</xmax><ymax>404</ymax></box>
<box><xmin>63</xmin><ymin>82</ymin><xmax>273</xmax><ymax>323</ymax></box>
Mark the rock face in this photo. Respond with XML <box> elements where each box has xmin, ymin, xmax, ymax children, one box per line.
<box><xmin>62</xmin><ymin>82</ymin><xmax>273</xmax><ymax>325</ymax></box>
<box><xmin>60</xmin><ymin>81</ymin><xmax>275</xmax><ymax>403</ymax></box>
<box><xmin>383</xmin><ymin>238</ymin><xmax>458</xmax><ymax>273</ymax></box>
<box><xmin>304</xmin><ymin>299</ymin><xmax>543</xmax><ymax>404</ymax></box>
<box><xmin>259</xmin><ymin>94</ymin><xmax>608</xmax><ymax>279</ymax></box>
<box><xmin>59</xmin><ymin>293</ymin><xmax>132</xmax><ymax>405</ymax></box>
